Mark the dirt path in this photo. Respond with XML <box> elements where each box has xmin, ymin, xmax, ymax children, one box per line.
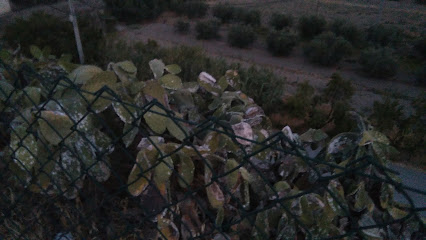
<box><xmin>117</xmin><ymin>21</ymin><xmax>425</xmax><ymax>115</ymax></box>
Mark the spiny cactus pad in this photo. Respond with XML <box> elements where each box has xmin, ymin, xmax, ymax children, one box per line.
<box><xmin>0</xmin><ymin>50</ymin><xmax>423</xmax><ymax>239</ymax></box>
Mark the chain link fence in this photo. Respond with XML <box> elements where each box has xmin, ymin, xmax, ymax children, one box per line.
<box><xmin>0</xmin><ymin>59</ymin><xmax>425</xmax><ymax>240</ymax></box>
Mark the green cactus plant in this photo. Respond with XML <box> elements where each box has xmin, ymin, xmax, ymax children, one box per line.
<box><xmin>1</xmin><ymin>53</ymin><xmax>423</xmax><ymax>239</ymax></box>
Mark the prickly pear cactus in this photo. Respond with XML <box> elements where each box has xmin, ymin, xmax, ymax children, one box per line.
<box><xmin>1</xmin><ymin>51</ymin><xmax>423</xmax><ymax>240</ymax></box>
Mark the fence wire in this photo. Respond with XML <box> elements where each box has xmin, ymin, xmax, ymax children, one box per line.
<box><xmin>0</xmin><ymin>59</ymin><xmax>425</xmax><ymax>240</ymax></box>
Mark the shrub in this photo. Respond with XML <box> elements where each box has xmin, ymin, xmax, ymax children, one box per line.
<box><xmin>285</xmin><ymin>81</ymin><xmax>315</xmax><ymax>118</ymax></box>
<box><xmin>174</xmin><ymin>20</ymin><xmax>190</xmax><ymax>34</ymax></box>
<box><xmin>307</xmin><ymin>108</ymin><xmax>330</xmax><ymax>129</ymax></box>
<box><xmin>2</xmin><ymin>12</ymin><xmax>104</xmax><ymax>63</ymax></box>
<box><xmin>298</xmin><ymin>15</ymin><xmax>327</xmax><ymax>40</ymax></box>
<box><xmin>330</xmin><ymin>19</ymin><xmax>364</xmax><ymax>47</ymax></box>
<box><xmin>368</xmin><ymin>96</ymin><xmax>425</xmax><ymax>165</ymax></box>
<box><xmin>330</xmin><ymin>101</ymin><xmax>356</xmax><ymax>134</ymax></box>
<box><xmin>399</xmin><ymin>96</ymin><xmax>426</xmax><ymax>155</ymax></box>
<box><xmin>284</xmin><ymin>74</ymin><xmax>355</xmax><ymax>132</ymax></box>
<box><xmin>195</xmin><ymin>19</ymin><xmax>221</xmax><ymax>40</ymax></box>
<box><xmin>227</xmin><ymin>25</ymin><xmax>257</xmax><ymax>48</ymax></box>
<box><xmin>322</xmin><ymin>73</ymin><xmax>355</xmax><ymax>133</ymax></box>
<box><xmin>359</xmin><ymin>47</ymin><xmax>398</xmax><ymax>78</ymax></box>
<box><xmin>266</xmin><ymin>30</ymin><xmax>298</xmax><ymax>56</ymax></box>
<box><xmin>367</xmin><ymin>24</ymin><xmax>404</xmax><ymax>47</ymax></box>
<box><xmin>103</xmin><ymin>41</ymin><xmax>282</xmax><ymax>113</ymax></box>
<box><xmin>234</xmin><ymin>8</ymin><xmax>261</xmax><ymax>26</ymax></box>
<box><xmin>212</xmin><ymin>3</ymin><xmax>236</xmax><ymax>23</ymax></box>
<box><xmin>104</xmin><ymin>0</ymin><xmax>170</xmax><ymax>24</ymax></box>
<box><xmin>163</xmin><ymin>45</ymin><xmax>228</xmax><ymax>82</ymax></box>
<box><xmin>370</xmin><ymin>98</ymin><xmax>403</xmax><ymax>132</ymax></box>
<box><xmin>323</xmin><ymin>73</ymin><xmax>354</xmax><ymax>103</ymax></box>
<box><xmin>174</xmin><ymin>0</ymin><xmax>209</xmax><ymax>19</ymax></box>
<box><xmin>213</xmin><ymin>5</ymin><xmax>261</xmax><ymax>26</ymax></box>
<box><xmin>102</xmin><ymin>40</ymin><xmax>229</xmax><ymax>83</ymax></box>
<box><xmin>269</xmin><ymin>13</ymin><xmax>293</xmax><ymax>30</ymax></box>
<box><xmin>101</xmin><ymin>39</ymin><xmax>165</xmax><ymax>80</ymax></box>
<box><xmin>303</xmin><ymin>32</ymin><xmax>352</xmax><ymax>66</ymax></box>
<box><xmin>238</xmin><ymin>66</ymin><xmax>285</xmax><ymax>114</ymax></box>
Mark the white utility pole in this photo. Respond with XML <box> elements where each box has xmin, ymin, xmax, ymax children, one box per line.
<box><xmin>68</xmin><ymin>0</ymin><xmax>85</xmax><ymax>64</ymax></box>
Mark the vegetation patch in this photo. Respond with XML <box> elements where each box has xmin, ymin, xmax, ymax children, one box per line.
<box><xmin>174</xmin><ymin>0</ymin><xmax>209</xmax><ymax>19</ymax></box>
<box><xmin>330</xmin><ymin>19</ymin><xmax>365</xmax><ymax>48</ymax></box>
<box><xmin>212</xmin><ymin>3</ymin><xmax>237</xmax><ymax>23</ymax></box>
<box><xmin>104</xmin><ymin>0</ymin><xmax>171</xmax><ymax>24</ymax></box>
<box><xmin>195</xmin><ymin>19</ymin><xmax>221</xmax><ymax>40</ymax></box>
<box><xmin>367</xmin><ymin>24</ymin><xmax>404</xmax><ymax>48</ymax></box>
<box><xmin>298</xmin><ymin>15</ymin><xmax>327</xmax><ymax>40</ymax></box>
<box><xmin>370</xmin><ymin>97</ymin><xmax>425</xmax><ymax>167</ymax></box>
<box><xmin>267</xmin><ymin>30</ymin><xmax>298</xmax><ymax>56</ymax></box>
<box><xmin>303</xmin><ymin>32</ymin><xmax>352</xmax><ymax>66</ymax></box>
<box><xmin>238</xmin><ymin>66</ymin><xmax>285</xmax><ymax>114</ymax></box>
<box><xmin>227</xmin><ymin>25</ymin><xmax>257</xmax><ymax>48</ymax></box>
<box><xmin>234</xmin><ymin>8</ymin><xmax>261</xmax><ymax>26</ymax></box>
<box><xmin>359</xmin><ymin>47</ymin><xmax>398</xmax><ymax>78</ymax></box>
<box><xmin>269</xmin><ymin>13</ymin><xmax>293</xmax><ymax>31</ymax></box>
<box><xmin>2</xmin><ymin>12</ymin><xmax>104</xmax><ymax>63</ymax></box>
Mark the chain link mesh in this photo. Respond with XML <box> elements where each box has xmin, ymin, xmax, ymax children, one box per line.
<box><xmin>0</xmin><ymin>60</ymin><xmax>425</xmax><ymax>240</ymax></box>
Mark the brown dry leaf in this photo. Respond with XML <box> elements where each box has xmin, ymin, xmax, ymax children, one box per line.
<box><xmin>127</xmin><ymin>164</ymin><xmax>151</xmax><ymax>197</ymax></box>
<box><xmin>157</xmin><ymin>215</ymin><xmax>179</xmax><ymax>240</ymax></box>
<box><xmin>179</xmin><ymin>199</ymin><xmax>202</xmax><ymax>238</ymax></box>
<box><xmin>181</xmin><ymin>215</ymin><xmax>199</xmax><ymax>239</ymax></box>
<box><xmin>156</xmin><ymin>182</ymin><xmax>168</xmax><ymax>197</ymax></box>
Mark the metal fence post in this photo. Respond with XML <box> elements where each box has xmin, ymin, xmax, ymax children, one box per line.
<box><xmin>68</xmin><ymin>0</ymin><xmax>85</xmax><ymax>64</ymax></box>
